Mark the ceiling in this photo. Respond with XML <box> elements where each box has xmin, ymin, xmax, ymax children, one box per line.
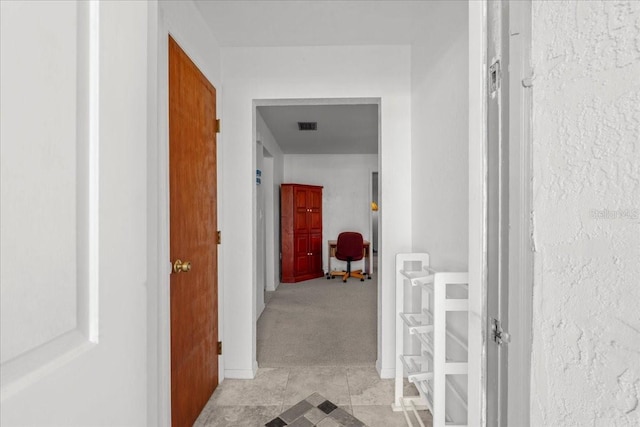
<box><xmin>193</xmin><ymin>0</ymin><xmax>438</xmax><ymax>48</ymax></box>
<box><xmin>192</xmin><ymin>1</ymin><xmax>444</xmax><ymax>154</ymax></box>
<box><xmin>257</xmin><ymin>104</ymin><xmax>378</xmax><ymax>155</ymax></box>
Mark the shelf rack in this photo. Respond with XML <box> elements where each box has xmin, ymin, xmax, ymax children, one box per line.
<box><xmin>394</xmin><ymin>253</ymin><xmax>469</xmax><ymax>427</ymax></box>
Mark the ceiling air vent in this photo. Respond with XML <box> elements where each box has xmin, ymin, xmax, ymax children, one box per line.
<box><xmin>297</xmin><ymin>122</ymin><xmax>317</xmax><ymax>131</ymax></box>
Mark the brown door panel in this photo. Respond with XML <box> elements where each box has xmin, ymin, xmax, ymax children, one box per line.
<box><xmin>169</xmin><ymin>36</ymin><xmax>218</xmax><ymax>427</ymax></box>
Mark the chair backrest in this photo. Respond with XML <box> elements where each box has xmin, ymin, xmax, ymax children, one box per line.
<box><xmin>335</xmin><ymin>232</ymin><xmax>364</xmax><ymax>261</ymax></box>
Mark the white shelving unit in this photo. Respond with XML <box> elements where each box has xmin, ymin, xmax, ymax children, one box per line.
<box><xmin>394</xmin><ymin>253</ymin><xmax>469</xmax><ymax>427</ymax></box>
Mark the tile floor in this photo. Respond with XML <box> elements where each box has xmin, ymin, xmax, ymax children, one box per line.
<box><xmin>194</xmin><ymin>366</ymin><xmax>432</xmax><ymax>427</ymax></box>
<box><xmin>265</xmin><ymin>392</ymin><xmax>362</xmax><ymax>426</ymax></box>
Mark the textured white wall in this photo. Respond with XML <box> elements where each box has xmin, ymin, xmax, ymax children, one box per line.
<box><xmin>530</xmin><ymin>1</ymin><xmax>640</xmax><ymax>425</ymax></box>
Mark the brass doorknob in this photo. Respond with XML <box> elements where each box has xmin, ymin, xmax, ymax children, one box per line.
<box><xmin>173</xmin><ymin>259</ymin><xmax>191</xmax><ymax>273</ymax></box>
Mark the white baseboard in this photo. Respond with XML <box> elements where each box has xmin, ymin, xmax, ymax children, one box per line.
<box><xmin>224</xmin><ymin>362</ymin><xmax>258</xmax><ymax>379</ymax></box>
<box><xmin>376</xmin><ymin>359</ymin><xmax>395</xmax><ymax>379</ymax></box>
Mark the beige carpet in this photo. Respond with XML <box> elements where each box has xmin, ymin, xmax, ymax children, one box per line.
<box><xmin>257</xmin><ymin>275</ymin><xmax>377</xmax><ymax>367</ymax></box>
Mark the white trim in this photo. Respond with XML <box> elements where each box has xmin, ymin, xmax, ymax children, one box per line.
<box><xmin>377</xmin><ymin>364</ymin><xmax>395</xmax><ymax>380</ymax></box>
<box><xmin>225</xmin><ymin>363</ymin><xmax>259</xmax><ymax>380</ymax></box>
<box><xmin>87</xmin><ymin>0</ymin><xmax>101</xmax><ymax>343</ymax></box>
<box><xmin>468</xmin><ymin>1</ymin><xmax>488</xmax><ymax>426</ymax></box>
<box><xmin>507</xmin><ymin>1</ymin><xmax>533</xmax><ymax>426</ymax></box>
<box><xmin>148</xmin><ymin>6</ymin><xmax>171</xmax><ymax>427</ymax></box>
<box><xmin>0</xmin><ymin>332</ymin><xmax>95</xmax><ymax>401</ymax></box>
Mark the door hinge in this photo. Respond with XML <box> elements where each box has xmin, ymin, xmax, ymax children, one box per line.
<box><xmin>491</xmin><ymin>318</ymin><xmax>510</xmax><ymax>346</ymax></box>
<box><xmin>215</xmin><ymin>118</ymin><xmax>221</xmax><ymax>134</ymax></box>
<box><xmin>217</xmin><ymin>341</ymin><xmax>222</xmax><ymax>355</ymax></box>
<box><xmin>217</xmin><ymin>230</ymin><xmax>221</xmax><ymax>245</ymax></box>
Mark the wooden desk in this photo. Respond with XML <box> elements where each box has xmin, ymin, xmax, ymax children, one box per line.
<box><xmin>327</xmin><ymin>239</ymin><xmax>372</xmax><ymax>279</ymax></box>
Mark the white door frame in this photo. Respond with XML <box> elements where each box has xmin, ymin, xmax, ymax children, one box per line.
<box><xmin>253</xmin><ymin>97</ymin><xmax>381</xmax><ymax>369</ymax></box>
<box><xmin>147</xmin><ymin>7</ymin><xmax>172</xmax><ymax>425</ymax></box>
<box><xmin>468</xmin><ymin>2</ymin><xmax>488</xmax><ymax>424</ymax></box>
<box><xmin>468</xmin><ymin>1</ymin><xmax>533</xmax><ymax>426</ymax></box>
<box><xmin>506</xmin><ymin>1</ymin><xmax>533</xmax><ymax>425</ymax></box>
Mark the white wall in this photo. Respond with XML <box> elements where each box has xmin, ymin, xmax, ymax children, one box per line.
<box><xmin>410</xmin><ymin>3</ymin><xmax>470</xmax><ymax>423</ymax></box>
<box><xmin>410</xmin><ymin>1</ymin><xmax>469</xmax><ymax>271</ymax></box>
<box><xmin>530</xmin><ymin>1</ymin><xmax>640</xmax><ymax>425</ymax></box>
<box><xmin>255</xmin><ymin>142</ymin><xmax>266</xmax><ymax>318</ymax></box>
<box><xmin>256</xmin><ymin>110</ymin><xmax>284</xmax><ymax>291</ymax></box>
<box><xmin>221</xmin><ymin>45</ymin><xmax>412</xmax><ymax>378</ymax></box>
<box><xmin>284</xmin><ymin>154</ymin><xmax>377</xmax><ymax>272</ymax></box>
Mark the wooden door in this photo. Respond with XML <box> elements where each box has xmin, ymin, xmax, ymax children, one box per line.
<box><xmin>169</xmin><ymin>36</ymin><xmax>218</xmax><ymax>427</ymax></box>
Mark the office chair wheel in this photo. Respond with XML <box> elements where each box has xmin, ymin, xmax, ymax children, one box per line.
<box><xmin>326</xmin><ymin>275</ymin><xmax>331</xmax><ymax>280</ymax></box>
<box><xmin>360</xmin><ymin>278</ymin><xmax>364</xmax><ymax>282</ymax></box>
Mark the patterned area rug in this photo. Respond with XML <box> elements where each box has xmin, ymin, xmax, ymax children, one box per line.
<box><xmin>265</xmin><ymin>393</ymin><xmax>367</xmax><ymax>426</ymax></box>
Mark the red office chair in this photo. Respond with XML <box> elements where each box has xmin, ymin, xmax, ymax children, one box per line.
<box><xmin>329</xmin><ymin>232</ymin><xmax>365</xmax><ymax>282</ymax></box>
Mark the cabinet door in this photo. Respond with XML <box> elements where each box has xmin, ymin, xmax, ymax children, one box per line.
<box><xmin>308</xmin><ymin>188</ymin><xmax>322</xmax><ymax>235</ymax></box>
<box><xmin>308</xmin><ymin>188</ymin><xmax>322</xmax><ymax>210</ymax></box>
<box><xmin>293</xmin><ymin>233</ymin><xmax>310</xmax><ymax>275</ymax></box>
<box><xmin>309</xmin><ymin>233</ymin><xmax>323</xmax><ymax>273</ymax></box>
<box><xmin>294</xmin><ymin>187</ymin><xmax>309</xmax><ymax>233</ymax></box>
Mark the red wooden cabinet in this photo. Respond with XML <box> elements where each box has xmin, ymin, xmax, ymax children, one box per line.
<box><xmin>281</xmin><ymin>184</ymin><xmax>323</xmax><ymax>283</ymax></box>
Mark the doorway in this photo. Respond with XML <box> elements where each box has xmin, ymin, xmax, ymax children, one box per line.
<box><xmin>254</xmin><ymin>98</ymin><xmax>381</xmax><ymax>367</ymax></box>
